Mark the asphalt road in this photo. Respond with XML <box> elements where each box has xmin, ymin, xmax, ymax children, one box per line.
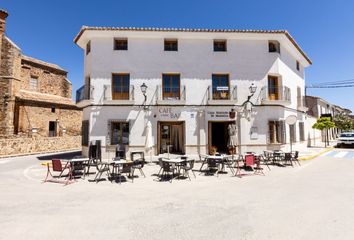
<box><xmin>1</xmin><ymin>150</ymin><xmax>354</xmax><ymax>240</ymax></box>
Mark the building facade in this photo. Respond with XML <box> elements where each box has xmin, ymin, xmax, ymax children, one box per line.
<box><xmin>75</xmin><ymin>27</ymin><xmax>314</xmax><ymax>158</ymax></box>
<box><xmin>0</xmin><ymin>10</ymin><xmax>81</xmax><ymax>141</ymax></box>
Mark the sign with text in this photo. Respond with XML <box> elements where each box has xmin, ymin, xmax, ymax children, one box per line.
<box><xmin>158</xmin><ymin>107</ymin><xmax>181</xmax><ymax>119</ymax></box>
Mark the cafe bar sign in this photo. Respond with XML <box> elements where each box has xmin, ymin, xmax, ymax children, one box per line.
<box><xmin>158</xmin><ymin>107</ymin><xmax>181</xmax><ymax>119</ymax></box>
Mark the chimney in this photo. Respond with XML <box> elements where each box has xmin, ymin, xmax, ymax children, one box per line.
<box><xmin>0</xmin><ymin>9</ymin><xmax>8</xmax><ymax>34</ymax></box>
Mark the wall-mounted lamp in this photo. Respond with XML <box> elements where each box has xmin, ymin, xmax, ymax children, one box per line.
<box><xmin>140</xmin><ymin>83</ymin><xmax>148</xmax><ymax>102</ymax></box>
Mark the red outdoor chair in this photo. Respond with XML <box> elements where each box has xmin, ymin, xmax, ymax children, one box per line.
<box><xmin>244</xmin><ymin>154</ymin><xmax>264</xmax><ymax>175</ymax></box>
<box><xmin>43</xmin><ymin>159</ymin><xmax>73</xmax><ymax>185</ymax></box>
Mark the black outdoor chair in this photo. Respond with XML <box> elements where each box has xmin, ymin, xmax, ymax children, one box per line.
<box><xmin>198</xmin><ymin>154</ymin><xmax>208</xmax><ymax>173</ymax></box>
<box><xmin>292</xmin><ymin>151</ymin><xmax>301</xmax><ymax>166</ymax></box>
<box><xmin>160</xmin><ymin>161</ymin><xmax>176</xmax><ymax>182</ymax></box>
<box><xmin>131</xmin><ymin>159</ymin><xmax>145</xmax><ymax>182</ymax></box>
<box><xmin>206</xmin><ymin>158</ymin><xmax>221</xmax><ymax>177</ymax></box>
<box><xmin>283</xmin><ymin>153</ymin><xmax>293</xmax><ymax>167</ymax></box>
<box><xmin>113</xmin><ymin>162</ymin><xmax>133</xmax><ymax>184</ymax></box>
<box><xmin>261</xmin><ymin>151</ymin><xmax>272</xmax><ymax>170</ymax></box>
<box><xmin>180</xmin><ymin>159</ymin><xmax>196</xmax><ymax>180</ymax></box>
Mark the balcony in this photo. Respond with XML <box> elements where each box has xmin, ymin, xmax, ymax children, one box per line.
<box><xmin>156</xmin><ymin>85</ymin><xmax>186</xmax><ymax>105</ymax></box>
<box><xmin>76</xmin><ymin>85</ymin><xmax>94</xmax><ymax>108</ymax></box>
<box><xmin>103</xmin><ymin>85</ymin><xmax>135</xmax><ymax>105</ymax></box>
<box><xmin>261</xmin><ymin>86</ymin><xmax>291</xmax><ymax>106</ymax></box>
<box><xmin>297</xmin><ymin>96</ymin><xmax>308</xmax><ymax>112</ymax></box>
<box><xmin>207</xmin><ymin>85</ymin><xmax>237</xmax><ymax>105</ymax></box>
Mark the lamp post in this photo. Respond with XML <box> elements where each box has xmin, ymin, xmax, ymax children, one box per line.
<box><xmin>140</xmin><ymin>83</ymin><xmax>148</xmax><ymax>110</ymax></box>
<box><xmin>237</xmin><ymin>83</ymin><xmax>258</xmax><ymax>154</ymax></box>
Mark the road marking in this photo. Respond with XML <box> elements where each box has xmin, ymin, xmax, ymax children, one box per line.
<box><xmin>333</xmin><ymin>151</ymin><xmax>348</xmax><ymax>158</ymax></box>
<box><xmin>23</xmin><ymin>165</ymin><xmax>42</xmax><ymax>182</ymax></box>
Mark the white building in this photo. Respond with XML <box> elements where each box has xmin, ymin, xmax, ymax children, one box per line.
<box><xmin>74</xmin><ymin>27</ymin><xmax>315</xmax><ymax>158</ymax></box>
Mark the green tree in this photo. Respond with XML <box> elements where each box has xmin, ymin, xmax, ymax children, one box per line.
<box><xmin>333</xmin><ymin>113</ymin><xmax>353</xmax><ymax>131</ymax></box>
<box><xmin>312</xmin><ymin>117</ymin><xmax>336</xmax><ymax>147</ymax></box>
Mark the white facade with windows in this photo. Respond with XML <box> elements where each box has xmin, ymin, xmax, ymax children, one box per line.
<box><xmin>75</xmin><ymin>27</ymin><xmax>315</xmax><ymax>158</ymax></box>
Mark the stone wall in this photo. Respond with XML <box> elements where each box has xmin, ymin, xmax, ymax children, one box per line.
<box><xmin>20</xmin><ymin>60</ymin><xmax>71</xmax><ymax>98</ymax></box>
<box><xmin>0</xmin><ymin>135</ymin><xmax>81</xmax><ymax>157</ymax></box>
<box><xmin>15</xmin><ymin>101</ymin><xmax>82</xmax><ymax>136</ymax></box>
<box><xmin>0</xmin><ymin>36</ymin><xmax>22</xmax><ymax>135</ymax></box>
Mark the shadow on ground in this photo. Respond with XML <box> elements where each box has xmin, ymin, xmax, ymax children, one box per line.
<box><xmin>36</xmin><ymin>151</ymin><xmax>82</xmax><ymax>161</ymax></box>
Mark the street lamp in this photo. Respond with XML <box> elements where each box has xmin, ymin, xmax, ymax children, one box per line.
<box><xmin>140</xmin><ymin>83</ymin><xmax>148</xmax><ymax>103</ymax></box>
<box><xmin>140</xmin><ymin>83</ymin><xmax>148</xmax><ymax>110</ymax></box>
<box><xmin>241</xmin><ymin>83</ymin><xmax>257</xmax><ymax>121</ymax></box>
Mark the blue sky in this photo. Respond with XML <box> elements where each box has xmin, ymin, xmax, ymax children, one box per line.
<box><xmin>2</xmin><ymin>0</ymin><xmax>354</xmax><ymax>111</ymax></box>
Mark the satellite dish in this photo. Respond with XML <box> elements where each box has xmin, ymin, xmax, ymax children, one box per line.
<box><xmin>285</xmin><ymin>115</ymin><xmax>297</xmax><ymax>125</ymax></box>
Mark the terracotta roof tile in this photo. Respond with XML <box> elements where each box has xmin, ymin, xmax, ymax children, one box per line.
<box><xmin>74</xmin><ymin>26</ymin><xmax>312</xmax><ymax>64</ymax></box>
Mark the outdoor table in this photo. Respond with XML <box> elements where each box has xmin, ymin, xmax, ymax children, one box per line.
<box><xmin>204</xmin><ymin>155</ymin><xmax>235</xmax><ymax>175</ymax></box>
<box><xmin>162</xmin><ymin>158</ymin><xmax>187</xmax><ymax>179</ymax></box>
<box><xmin>93</xmin><ymin>161</ymin><xmax>111</xmax><ymax>183</ymax></box>
<box><xmin>111</xmin><ymin>159</ymin><xmax>134</xmax><ymax>183</ymax></box>
<box><xmin>62</xmin><ymin>158</ymin><xmax>89</xmax><ymax>180</ymax></box>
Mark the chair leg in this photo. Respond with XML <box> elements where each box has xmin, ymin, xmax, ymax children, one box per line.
<box><xmin>140</xmin><ymin>168</ymin><xmax>146</xmax><ymax>177</ymax></box>
<box><xmin>191</xmin><ymin>169</ymin><xmax>196</xmax><ymax>178</ymax></box>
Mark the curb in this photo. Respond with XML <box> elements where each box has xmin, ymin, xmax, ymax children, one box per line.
<box><xmin>299</xmin><ymin>147</ymin><xmax>334</xmax><ymax>161</ymax></box>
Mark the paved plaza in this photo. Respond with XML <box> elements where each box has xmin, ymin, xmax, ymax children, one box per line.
<box><xmin>1</xmin><ymin>149</ymin><xmax>354</xmax><ymax>240</ymax></box>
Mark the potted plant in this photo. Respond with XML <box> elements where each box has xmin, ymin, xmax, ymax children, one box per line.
<box><xmin>210</xmin><ymin>146</ymin><xmax>217</xmax><ymax>155</ymax></box>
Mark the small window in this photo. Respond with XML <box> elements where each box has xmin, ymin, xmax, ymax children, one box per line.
<box><xmin>51</xmin><ymin>107</ymin><xmax>55</xmax><ymax>113</ymax></box>
<box><xmin>214</xmin><ymin>40</ymin><xmax>227</xmax><ymax>52</ymax></box>
<box><xmin>29</xmin><ymin>76</ymin><xmax>38</xmax><ymax>91</ymax></box>
<box><xmin>111</xmin><ymin>122</ymin><xmax>129</xmax><ymax>145</ymax></box>
<box><xmin>268</xmin><ymin>40</ymin><xmax>280</xmax><ymax>53</ymax></box>
<box><xmin>114</xmin><ymin>38</ymin><xmax>128</xmax><ymax>50</ymax></box>
<box><xmin>86</xmin><ymin>41</ymin><xmax>91</xmax><ymax>55</ymax></box>
<box><xmin>164</xmin><ymin>39</ymin><xmax>178</xmax><ymax>51</ymax></box>
<box><xmin>296</xmin><ymin>61</ymin><xmax>300</xmax><ymax>71</ymax></box>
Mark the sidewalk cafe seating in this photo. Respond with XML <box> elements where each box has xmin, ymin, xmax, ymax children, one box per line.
<box><xmin>262</xmin><ymin>151</ymin><xmax>273</xmax><ymax>170</ymax></box>
<box><xmin>93</xmin><ymin>162</ymin><xmax>111</xmax><ymax>183</ymax></box>
<box><xmin>111</xmin><ymin>158</ymin><xmax>133</xmax><ymax>184</ymax></box>
<box><xmin>206</xmin><ymin>157</ymin><xmax>222</xmax><ymax>177</ymax></box>
<box><xmin>283</xmin><ymin>152</ymin><xmax>293</xmax><ymax>167</ymax></box>
<box><xmin>292</xmin><ymin>151</ymin><xmax>301</xmax><ymax>166</ymax></box>
<box><xmin>130</xmin><ymin>152</ymin><xmax>145</xmax><ymax>181</ymax></box>
<box><xmin>198</xmin><ymin>154</ymin><xmax>208</xmax><ymax>172</ymax></box>
<box><xmin>160</xmin><ymin>160</ymin><xmax>177</xmax><ymax>182</ymax></box>
<box><xmin>272</xmin><ymin>150</ymin><xmax>284</xmax><ymax>166</ymax></box>
<box><xmin>235</xmin><ymin>154</ymin><xmax>264</xmax><ymax>177</ymax></box>
<box><xmin>43</xmin><ymin>159</ymin><xmax>73</xmax><ymax>185</ymax></box>
<box><xmin>180</xmin><ymin>159</ymin><xmax>196</xmax><ymax>180</ymax></box>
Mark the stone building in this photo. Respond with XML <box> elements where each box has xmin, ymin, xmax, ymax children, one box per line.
<box><xmin>0</xmin><ymin>9</ymin><xmax>81</xmax><ymax>154</ymax></box>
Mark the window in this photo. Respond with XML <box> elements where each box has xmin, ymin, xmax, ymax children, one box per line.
<box><xmin>299</xmin><ymin>122</ymin><xmax>305</xmax><ymax>141</ymax></box>
<box><xmin>268</xmin><ymin>40</ymin><xmax>280</xmax><ymax>53</ymax></box>
<box><xmin>114</xmin><ymin>38</ymin><xmax>128</xmax><ymax>50</ymax></box>
<box><xmin>296</xmin><ymin>61</ymin><xmax>300</xmax><ymax>71</ymax></box>
<box><xmin>162</xmin><ymin>74</ymin><xmax>180</xmax><ymax>100</ymax></box>
<box><xmin>112</xmin><ymin>74</ymin><xmax>130</xmax><ymax>100</ymax></box>
<box><xmin>86</xmin><ymin>41</ymin><xmax>91</xmax><ymax>55</ymax></box>
<box><xmin>268</xmin><ymin>75</ymin><xmax>280</xmax><ymax>100</ymax></box>
<box><xmin>82</xmin><ymin>120</ymin><xmax>89</xmax><ymax>146</ymax></box>
<box><xmin>110</xmin><ymin>122</ymin><xmax>129</xmax><ymax>145</ymax></box>
<box><xmin>212</xmin><ymin>74</ymin><xmax>229</xmax><ymax>100</ymax></box>
<box><xmin>51</xmin><ymin>107</ymin><xmax>55</xmax><ymax>113</ymax></box>
<box><xmin>289</xmin><ymin>124</ymin><xmax>296</xmax><ymax>142</ymax></box>
<box><xmin>214</xmin><ymin>40</ymin><xmax>227</xmax><ymax>52</ymax></box>
<box><xmin>164</xmin><ymin>39</ymin><xmax>178</xmax><ymax>51</ymax></box>
<box><xmin>49</xmin><ymin>121</ymin><xmax>57</xmax><ymax>137</ymax></box>
<box><xmin>269</xmin><ymin>120</ymin><xmax>286</xmax><ymax>144</ymax></box>
<box><xmin>29</xmin><ymin>76</ymin><xmax>38</xmax><ymax>91</ymax></box>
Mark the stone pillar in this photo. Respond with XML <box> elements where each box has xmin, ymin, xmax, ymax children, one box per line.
<box><xmin>0</xmin><ymin>9</ymin><xmax>8</xmax><ymax>71</ymax></box>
